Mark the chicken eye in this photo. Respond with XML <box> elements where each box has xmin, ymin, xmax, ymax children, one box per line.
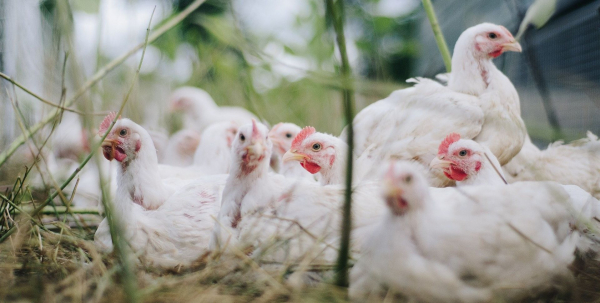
<box><xmin>240</xmin><ymin>134</ymin><xmax>245</xmax><ymax>141</ymax></box>
<box><xmin>312</xmin><ymin>143</ymin><xmax>322</xmax><ymax>151</ymax></box>
<box><xmin>488</xmin><ymin>32</ymin><xmax>498</xmax><ymax>39</ymax></box>
<box><xmin>459</xmin><ymin>150</ymin><xmax>468</xmax><ymax>157</ymax></box>
<box><xmin>405</xmin><ymin>175</ymin><xmax>412</xmax><ymax>184</ymax></box>
<box><xmin>119</xmin><ymin>129</ymin><xmax>128</xmax><ymax>137</ymax></box>
<box><xmin>285</xmin><ymin>133</ymin><xmax>292</xmax><ymax>138</ymax></box>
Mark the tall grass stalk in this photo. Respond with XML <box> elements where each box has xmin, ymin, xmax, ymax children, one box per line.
<box><xmin>0</xmin><ymin>0</ymin><xmax>208</xmax><ymax>168</ymax></box>
<box><xmin>326</xmin><ymin>0</ymin><xmax>355</xmax><ymax>287</ymax></box>
<box><xmin>421</xmin><ymin>0</ymin><xmax>452</xmax><ymax>73</ymax></box>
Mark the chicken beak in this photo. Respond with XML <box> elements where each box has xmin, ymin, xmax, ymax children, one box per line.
<box><xmin>246</xmin><ymin>140</ymin><xmax>265</xmax><ymax>157</ymax></box>
<box><xmin>101</xmin><ymin>138</ymin><xmax>118</xmax><ymax>161</ymax></box>
<box><xmin>429</xmin><ymin>156</ymin><xmax>453</xmax><ymax>169</ymax></box>
<box><xmin>502</xmin><ymin>41</ymin><xmax>522</xmax><ymax>53</ymax></box>
<box><xmin>383</xmin><ymin>179</ymin><xmax>404</xmax><ymax>198</ymax></box>
<box><xmin>282</xmin><ymin>150</ymin><xmax>308</xmax><ymax>163</ymax></box>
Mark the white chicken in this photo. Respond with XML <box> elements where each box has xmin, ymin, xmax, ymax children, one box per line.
<box><xmin>192</xmin><ymin>121</ymin><xmax>239</xmax><ymax>175</ymax></box>
<box><xmin>210</xmin><ymin>121</ymin><xmax>384</xmax><ymax>263</ymax></box>
<box><xmin>210</xmin><ymin>120</ymin><xmax>289</xmax><ymax>251</ymax></box>
<box><xmin>268</xmin><ymin>123</ymin><xmax>317</xmax><ymax>181</ymax></box>
<box><xmin>431</xmin><ymin>135</ymin><xmax>600</xmax><ymax>252</ymax></box>
<box><xmin>503</xmin><ymin>132</ymin><xmax>600</xmax><ymax>198</ymax></box>
<box><xmin>169</xmin><ymin>86</ymin><xmax>257</xmax><ymax>132</ymax></box>
<box><xmin>349</xmin><ymin>161</ymin><xmax>579</xmax><ymax>302</ymax></box>
<box><xmin>157</xmin><ymin>121</ymin><xmax>239</xmax><ymax>179</ymax></box>
<box><xmin>98</xmin><ymin>112</ymin><xmax>196</xmax><ymax>210</ymax></box>
<box><xmin>344</xmin><ymin>23</ymin><xmax>526</xmax><ymax>187</ymax></box>
<box><xmin>94</xmin><ymin>113</ymin><xmax>226</xmax><ymax>268</ymax></box>
<box><xmin>159</xmin><ymin>129</ymin><xmax>201</xmax><ymax>167</ymax></box>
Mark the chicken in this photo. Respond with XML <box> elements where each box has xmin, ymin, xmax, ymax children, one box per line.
<box><xmin>192</xmin><ymin>121</ymin><xmax>239</xmax><ymax>175</ymax></box>
<box><xmin>344</xmin><ymin>23</ymin><xmax>526</xmax><ymax>187</ymax></box>
<box><xmin>169</xmin><ymin>86</ymin><xmax>257</xmax><ymax>132</ymax></box>
<box><xmin>210</xmin><ymin>120</ymin><xmax>288</xmax><ymax>251</ymax></box>
<box><xmin>268</xmin><ymin>123</ymin><xmax>317</xmax><ymax>181</ymax></box>
<box><xmin>349</xmin><ymin>161</ymin><xmax>578</xmax><ymax>302</ymax></box>
<box><xmin>95</xmin><ymin>113</ymin><xmax>226</xmax><ymax>268</ymax></box>
<box><xmin>159</xmin><ymin>129</ymin><xmax>201</xmax><ymax>167</ymax></box>
<box><xmin>210</xmin><ymin>121</ymin><xmax>384</xmax><ymax>263</ymax></box>
<box><xmin>98</xmin><ymin>112</ymin><xmax>193</xmax><ymax>210</ymax></box>
<box><xmin>503</xmin><ymin>132</ymin><xmax>600</xmax><ymax>198</ymax></box>
<box><xmin>431</xmin><ymin>135</ymin><xmax>600</xmax><ymax>252</ymax></box>
<box><xmin>157</xmin><ymin>121</ymin><xmax>239</xmax><ymax>179</ymax></box>
<box><xmin>429</xmin><ymin>133</ymin><xmax>505</xmax><ymax>186</ymax></box>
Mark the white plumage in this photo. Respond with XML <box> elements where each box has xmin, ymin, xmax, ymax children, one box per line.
<box><xmin>94</xmin><ymin>114</ymin><xmax>226</xmax><ymax>268</ymax></box>
<box><xmin>503</xmin><ymin>132</ymin><xmax>600</xmax><ymax>198</ymax></box>
<box><xmin>344</xmin><ymin>23</ymin><xmax>526</xmax><ymax>187</ymax></box>
<box><xmin>169</xmin><ymin>86</ymin><xmax>257</xmax><ymax>132</ymax></box>
<box><xmin>431</xmin><ymin>136</ymin><xmax>600</xmax><ymax>252</ymax></box>
<box><xmin>157</xmin><ymin>121</ymin><xmax>239</xmax><ymax>179</ymax></box>
<box><xmin>159</xmin><ymin>129</ymin><xmax>201</xmax><ymax>167</ymax></box>
<box><xmin>350</xmin><ymin>161</ymin><xmax>579</xmax><ymax>302</ymax></box>
<box><xmin>210</xmin><ymin>121</ymin><xmax>384</xmax><ymax>263</ymax></box>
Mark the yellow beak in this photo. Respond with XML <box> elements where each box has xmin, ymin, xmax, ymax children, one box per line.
<box><xmin>383</xmin><ymin>179</ymin><xmax>404</xmax><ymax>198</ymax></box>
<box><xmin>246</xmin><ymin>141</ymin><xmax>265</xmax><ymax>157</ymax></box>
<box><xmin>101</xmin><ymin>138</ymin><xmax>119</xmax><ymax>161</ymax></box>
<box><xmin>282</xmin><ymin>150</ymin><xmax>308</xmax><ymax>163</ymax></box>
<box><xmin>429</xmin><ymin>157</ymin><xmax>453</xmax><ymax>169</ymax></box>
<box><xmin>502</xmin><ymin>41</ymin><xmax>522</xmax><ymax>53</ymax></box>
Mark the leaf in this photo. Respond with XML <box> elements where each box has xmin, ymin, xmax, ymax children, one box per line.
<box><xmin>516</xmin><ymin>0</ymin><xmax>557</xmax><ymax>40</ymax></box>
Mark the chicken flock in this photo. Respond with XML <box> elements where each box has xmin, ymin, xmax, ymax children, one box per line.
<box><xmin>29</xmin><ymin>23</ymin><xmax>600</xmax><ymax>302</ymax></box>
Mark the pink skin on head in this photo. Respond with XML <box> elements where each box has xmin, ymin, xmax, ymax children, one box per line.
<box><xmin>99</xmin><ymin>113</ymin><xmax>137</xmax><ymax>163</ymax></box>
<box><xmin>290</xmin><ymin>126</ymin><xmax>322</xmax><ymax>174</ymax></box>
<box><xmin>475</xmin><ymin>26</ymin><xmax>517</xmax><ymax>58</ymax></box>
<box><xmin>437</xmin><ymin>133</ymin><xmax>482</xmax><ymax>181</ymax></box>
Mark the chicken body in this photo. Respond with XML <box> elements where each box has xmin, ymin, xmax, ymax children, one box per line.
<box><xmin>159</xmin><ymin>129</ymin><xmax>201</xmax><ymax>167</ymax></box>
<box><xmin>94</xmin><ymin>175</ymin><xmax>226</xmax><ymax>268</ymax></box>
<box><xmin>95</xmin><ymin>114</ymin><xmax>227</xmax><ymax>268</ymax></box>
<box><xmin>158</xmin><ymin>121</ymin><xmax>239</xmax><ymax>179</ymax></box>
<box><xmin>345</xmin><ymin>23</ymin><xmax>526</xmax><ymax>187</ymax></box>
<box><xmin>503</xmin><ymin>132</ymin><xmax>600</xmax><ymax>198</ymax></box>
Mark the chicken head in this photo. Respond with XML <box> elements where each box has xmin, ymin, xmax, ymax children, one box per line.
<box><xmin>232</xmin><ymin>119</ymin><xmax>272</xmax><ymax>173</ymax></box>
<box><xmin>383</xmin><ymin>161</ymin><xmax>429</xmax><ymax>216</ymax></box>
<box><xmin>99</xmin><ymin>112</ymin><xmax>144</xmax><ymax>163</ymax></box>
<box><xmin>282</xmin><ymin>126</ymin><xmax>341</xmax><ymax>175</ymax></box>
<box><xmin>268</xmin><ymin>122</ymin><xmax>302</xmax><ymax>157</ymax></box>
<box><xmin>468</xmin><ymin>23</ymin><xmax>522</xmax><ymax>59</ymax></box>
<box><xmin>429</xmin><ymin>133</ymin><xmax>486</xmax><ymax>182</ymax></box>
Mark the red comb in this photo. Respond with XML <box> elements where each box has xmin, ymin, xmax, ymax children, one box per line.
<box><xmin>98</xmin><ymin>111</ymin><xmax>119</xmax><ymax>135</ymax></box>
<box><xmin>291</xmin><ymin>126</ymin><xmax>315</xmax><ymax>149</ymax></box>
<box><xmin>438</xmin><ymin>133</ymin><xmax>461</xmax><ymax>155</ymax></box>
